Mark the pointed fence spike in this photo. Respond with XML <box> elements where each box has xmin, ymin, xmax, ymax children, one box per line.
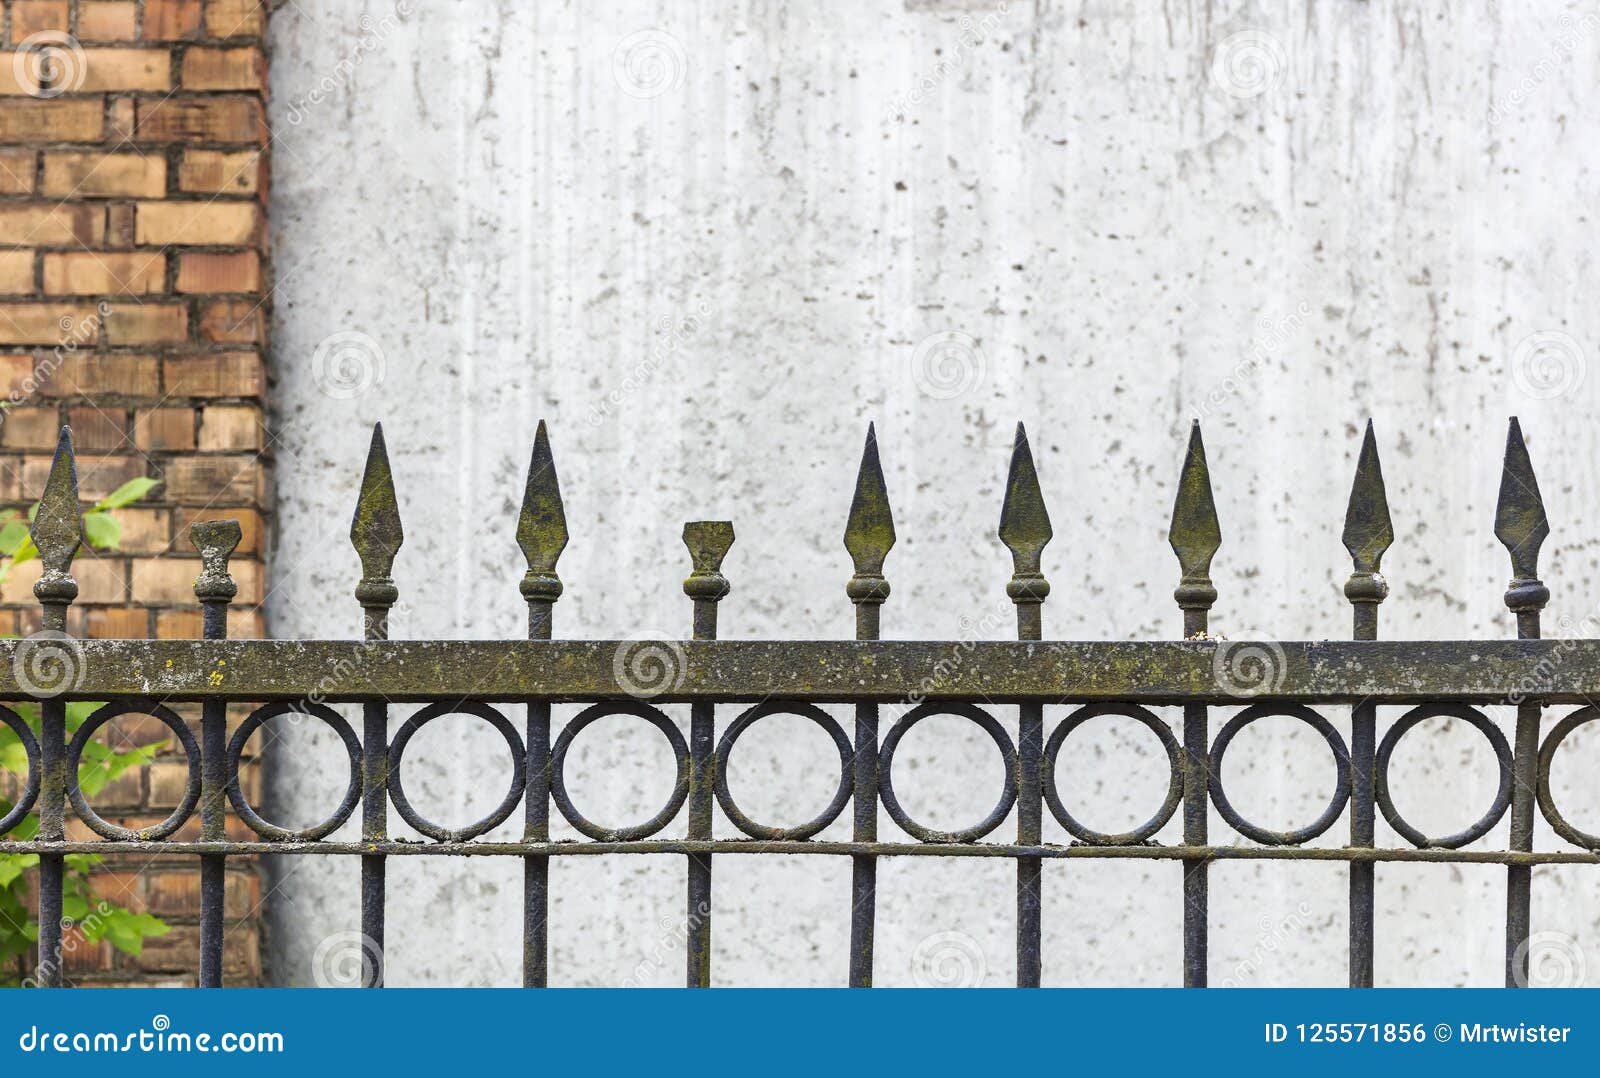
<box><xmin>32</xmin><ymin>426</ymin><xmax>82</xmax><ymax>614</ymax></box>
<box><xmin>350</xmin><ymin>423</ymin><xmax>403</xmax><ymax>612</ymax></box>
<box><xmin>998</xmin><ymin>422</ymin><xmax>1052</xmax><ymax>607</ymax></box>
<box><xmin>1495</xmin><ymin>417</ymin><xmax>1550</xmax><ymax>620</ymax></box>
<box><xmin>1168</xmin><ymin>421</ymin><xmax>1221</xmax><ymax>626</ymax></box>
<box><xmin>1342</xmin><ymin>420</ymin><xmax>1394</xmax><ymax>609</ymax></box>
<box><xmin>844</xmin><ymin>423</ymin><xmax>895</xmax><ymax>608</ymax></box>
<box><xmin>518</xmin><ymin>420</ymin><xmax>567</xmax><ymax>605</ymax></box>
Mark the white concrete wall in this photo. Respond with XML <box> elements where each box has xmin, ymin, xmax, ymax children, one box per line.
<box><xmin>263</xmin><ymin>0</ymin><xmax>1600</xmax><ymax>986</ymax></box>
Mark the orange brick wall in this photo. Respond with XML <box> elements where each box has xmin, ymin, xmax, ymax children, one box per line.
<box><xmin>0</xmin><ymin>0</ymin><xmax>270</xmax><ymax>985</ymax></box>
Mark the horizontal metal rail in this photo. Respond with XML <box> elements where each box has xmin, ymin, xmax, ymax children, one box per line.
<box><xmin>1</xmin><ymin>637</ymin><xmax>1595</xmax><ymax>703</ymax></box>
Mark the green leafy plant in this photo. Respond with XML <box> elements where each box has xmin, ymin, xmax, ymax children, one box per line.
<box><xmin>0</xmin><ymin>477</ymin><xmax>169</xmax><ymax>984</ymax></box>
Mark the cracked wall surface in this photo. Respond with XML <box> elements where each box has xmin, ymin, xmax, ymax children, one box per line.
<box><xmin>264</xmin><ymin>1</ymin><xmax>1600</xmax><ymax>986</ymax></box>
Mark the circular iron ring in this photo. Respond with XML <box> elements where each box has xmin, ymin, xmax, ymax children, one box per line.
<box><xmin>1044</xmin><ymin>702</ymin><xmax>1183</xmax><ymax>845</ymax></box>
<box><xmin>714</xmin><ymin>700</ymin><xmax>852</xmax><ymax>841</ymax></box>
<box><xmin>227</xmin><ymin>702</ymin><xmax>362</xmax><ymax>841</ymax></box>
<box><xmin>68</xmin><ymin>700</ymin><xmax>200</xmax><ymax>841</ymax></box>
<box><xmin>1375</xmin><ymin>702</ymin><xmax>1512</xmax><ymax>850</ymax></box>
<box><xmin>0</xmin><ymin>705</ymin><xmax>40</xmax><ymax>836</ymax></box>
<box><xmin>550</xmin><ymin>701</ymin><xmax>689</xmax><ymax>841</ymax></box>
<box><xmin>388</xmin><ymin>701</ymin><xmax>526</xmax><ymax>842</ymax></box>
<box><xmin>1536</xmin><ymin>704</ymin><xmax>1600</xmax><ymax>850</ymax></box>
<box><xmin>879</xmin><ymin>702</ymin><xmax>1018</xmax><ymax>843</ymax></box>
<box><xmin>1209</xmin><ymin>703</ymin><xmax>1351</xmax><ymax>846</ymax></box>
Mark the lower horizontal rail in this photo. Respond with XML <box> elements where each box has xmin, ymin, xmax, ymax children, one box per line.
<box><xmin>4</xmin><ymin>840</ymin><xmax>1597</xmax><ymax>864</ymax></box>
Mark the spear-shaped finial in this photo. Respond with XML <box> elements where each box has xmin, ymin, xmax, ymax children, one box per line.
<box><xmin>844</xmin><ymin>424</ymin><xmax>895</xmax><ymax>614</ymax></box>
<box><xmin>350</xmin><ymin>423</ymin><xmax>403</xmax><ymax>630</ymax></box>
<box><xmin>998</xmin><ymin>423</ymin><xmax>1052</xmax><ymax>638</ymax></box>
<box><xmin>1169</xmin><ymin>420</ymin><xmax>1221</xmax><ymax>635</ymax></box>
<box><xmin>1342</xmin><ymin>420</ymin><xmax>1394</xmax><ymax>635</ymax></box>
<box><xmin>518</xmin><ymin>420</ymin><xmax>568</xmax><ymax>609</ymax></box>
<box><xmin>1494</xmin><ymin>417</ymin><xmax>1550</xmax><ymax>631</ymax></box>
<box><xmin>32</xmin><ymin>426</ymin><xmax>82</xmax><ymax>624</ymax></box>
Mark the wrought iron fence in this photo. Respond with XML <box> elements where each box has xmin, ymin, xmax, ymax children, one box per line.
<box><xmin>2</xmin><ymin>416</ymin><xmax>1596</xmax><ymax>987</ymax></box>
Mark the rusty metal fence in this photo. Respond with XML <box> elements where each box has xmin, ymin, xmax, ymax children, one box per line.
<box><xmin>2</xmin><ymin>416</ymin><xmax>1596</xmax><ymax>987</ymax></box>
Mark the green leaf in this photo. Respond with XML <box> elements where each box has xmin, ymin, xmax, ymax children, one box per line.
<box><xmin>0</xmin><ymin>853</ymin><xmax>37</xmax><ymax>888</ymax></box>
<box><xmin>82</xmin><ymin>511</ymin><xmax>121</xmax><ymax>551</ymax></box>
<box><xmin>0</xmin><ymin>520</ymin><xmax>30</xmax><ymax>557</ymax></box>
<box><xmin>95</xmin><ymin>477</ymin><xmax>159</xmax><ymax>511</ymax></box>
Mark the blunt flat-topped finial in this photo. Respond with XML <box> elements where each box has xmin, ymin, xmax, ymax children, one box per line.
<box><xmin>32</xmin><ymin>426</ymin><xmax>82</xmax><ymax>611</ymax></box>
<box><xmin>1169</xmin><ymin>422</ymin><xmax>1221</xmax><ymax>625</ymax></box>
<box><xmin>350</xmin><ymin>423</ymin><xmax>403</xmax><ymax>609</ymax></box>
<box><xmin>1495</xmin><ymin>418</ymin><xmax>1550</xmax><ymax>623</ymax></box>
<box><xmin>844</xmin><ymin>424</ymin><xmax>894</xmax><ymax>607</ymax></box>
<box><xmin>998</xmin><ymin>422</ymin><xmax>1052</xmax><ymax>606</ymax></box>
<box><xmin>518</xmin><ymin>420</ymin><xmax>567</xmax><ymax>604</ymax></box>
<box><xmin>190</xmin><ymin>519</ymin><xmax>242</xmax><ymax>603</ymax></box>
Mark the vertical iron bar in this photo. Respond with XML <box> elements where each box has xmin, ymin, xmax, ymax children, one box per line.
<box><xmin>1169</xmin><ymin>421</ymin><xmax>1220</xmax><ymax>988</ymax></box>
<box><xmin>351</xmin><ymin>424</ymin><xmax>403</xmax><ymax>989</ymax></box>
<box><xmin>682</xmin><ymin>522</ymin><xmax>733</xmax><ymax>988</ymax></box>
<box><xmin>844</xmin><ymin>426</ymin><xmax>893</xmax><ymax>987</ymax></box>
<box><xmin>31</xmin><ymin>427</ymin><xmax>80</xmax><ymax>989</ymax></box>
<box><xmin>998</xmin><ymin>423</ymin><xmax>1051</xmax><ymax>988</ymax></box>
<box><xmin>1342</xmin><ymin>421</ymin><xmax>1392</xmax><ymax>987</ymax></box>
<box><xmin>192</xmin><ymin>520</ymin><xmax>241</xmax><ymax>988</ymax></box>
<box><xmin>1493</xmin><ymin>418</ymin><xmax>1548</xmax><ymax>988</ymax></box>
<box><xmin>517</xmin><ymin>422</ymin><xmax>566</xmax><ymax>987</ymax></box>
